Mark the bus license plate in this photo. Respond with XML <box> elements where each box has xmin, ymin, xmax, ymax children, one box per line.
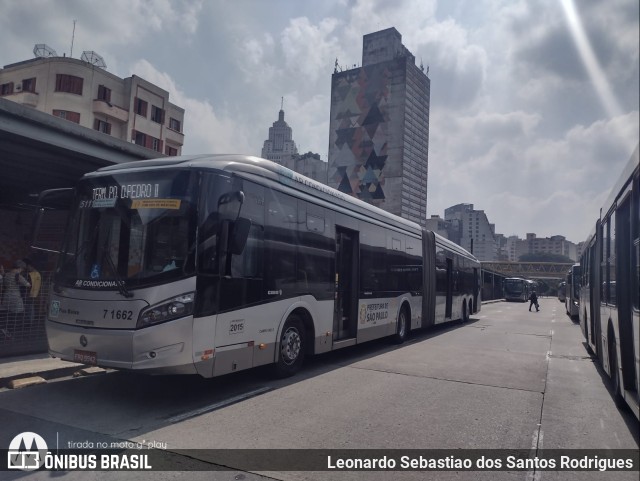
<box><xmin>74</xmin><ymin>350</ymin><xmax>97</xmax><ymax>365</ymax></box>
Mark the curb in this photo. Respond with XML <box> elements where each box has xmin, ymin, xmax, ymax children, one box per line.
<box><xmin>0</xmin><ymin>364</ymin><xmax>88</xmax><ymax>390</ymax></box>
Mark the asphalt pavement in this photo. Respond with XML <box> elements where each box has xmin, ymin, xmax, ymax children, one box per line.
<box><xmin>0</xmin><ymin>298</ymin><xmax>518</xmax><ymax>389</ymax></box>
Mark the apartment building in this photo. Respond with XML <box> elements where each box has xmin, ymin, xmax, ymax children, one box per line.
<box><xmin>0</xmin><ymin>50</ymin><xmax>184</xmax><ymax>156</ymax></box>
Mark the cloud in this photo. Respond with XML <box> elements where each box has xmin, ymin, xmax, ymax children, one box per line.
<box><xmin>131</xmin><ymin>59</ymin><xmax>251</xmax><ymax>155</ymax></box>
<box><xmin>281</xmin><ymin>17</ymin><xmax>342</xmax><ymax>83</ymax></box>
<box><xmin>428</xmin><ymin>108</ymin><xmax>639</xmax><ymax>241</ymax></box>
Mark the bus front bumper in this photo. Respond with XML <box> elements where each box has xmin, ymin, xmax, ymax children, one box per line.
<box><xmin>46</xmin><ymin>317</ymin><xmax>198</xmax><ymax>375</ymax></box>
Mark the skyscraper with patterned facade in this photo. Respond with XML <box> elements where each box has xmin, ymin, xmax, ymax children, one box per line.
<box><xmin>327</xmin><ymin>28</ymin><xmax>430</xmax><ymax>226</ymax></box>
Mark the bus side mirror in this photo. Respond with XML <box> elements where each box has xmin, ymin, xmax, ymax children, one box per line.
<box><xmin>31</xmin><ymin>187</ymin><xmax>75</xmax><ymax>255</ymax></box>
<box><xmin>230</xmin><ymin>218</ymin><xmax>251</xmax><ymax>255</ymax></box>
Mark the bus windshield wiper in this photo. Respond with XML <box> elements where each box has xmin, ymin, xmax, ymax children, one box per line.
<box><xmin>102</xmin><ymin>250</ymin><xmax>133</xmax><ymax>298</ymax></box>
<box><xmin>99</xmin><ymin>226</ymin><xmax>133</xmax><ymax>298</ymax></box>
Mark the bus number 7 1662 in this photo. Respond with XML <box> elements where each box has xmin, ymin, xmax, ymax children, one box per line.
<box><xmin>103</xmin><ymin>310</ymin><xmax>134</xmax><ymax>320</ymax></box>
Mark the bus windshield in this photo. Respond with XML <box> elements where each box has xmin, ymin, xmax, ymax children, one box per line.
<box><xmin>56</xmin><ymin>170</ymin><xmax>198</xmax><ymax>290</ymax></box>
<box><xmin>504</xmin><ymin>279</ymin><xmax>523</xmax><ymax>294</ymax></box>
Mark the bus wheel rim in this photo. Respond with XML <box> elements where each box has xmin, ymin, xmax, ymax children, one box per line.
<box><xmin>281</xmin><ymin>328</ymin><xmax>301</xmax><ymax>365</ymax></box>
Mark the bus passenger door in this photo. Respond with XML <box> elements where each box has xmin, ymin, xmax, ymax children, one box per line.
<box><xmin>473</xmin><ymin>267</ymin><xmax>479</xmax><ymax>312</ymax></box>
<box><xmin>445</xmin><ymin>258</ymin><xmax>453</xmax><ymax>318</ymax></box>
<box><xmin>334</xmin><ymin>227</ymin><xmax>359</xmax><ymax>341</ymax></box>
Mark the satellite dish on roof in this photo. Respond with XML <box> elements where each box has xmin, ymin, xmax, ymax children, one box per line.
<box><xmin>33</xmin><ymin>44</ymin><xmax>57</xmax><ymax>58</ymax></box>
<box><xmin>81</xmin><ymin>50</ymin><xmax>107</xmax><ymax>69</ymax></box>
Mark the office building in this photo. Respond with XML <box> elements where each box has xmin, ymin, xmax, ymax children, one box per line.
<box><xmin>444</xmin><ymin>203</ymin><xmax>498</xmax><ymax>261</ymax></box>
<box><xmin>327</xmin><ymin>28</ymin><xmax>430</xmax><ymax>226</ymax></box>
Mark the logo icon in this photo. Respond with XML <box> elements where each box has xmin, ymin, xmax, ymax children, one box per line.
<box><xmin>90</xmin><ymin>264</ymin><xmax>101</xmax><ymax>279</ymax></box>
<box><xmin>7</xmin><ymin>432</ymin><xmax>48</xmax><ymax>471</ymax></box>
<box><xmin>80</xmin><ymin>335</ymin><xmax>88</xmax><ymax>347</ymax></box>
<box><xmin>49</xmin><ymin>300</ymin><xmax>60</xmax><ymax>318</ymax></box>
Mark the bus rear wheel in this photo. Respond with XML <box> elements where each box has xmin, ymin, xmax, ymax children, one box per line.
<box><xmin>609</xmin><ymin>340</ymin><xmax>625</xmax><ymax>408</ymax></box>
<box><xmin>274</xmin><ymin>315</ymin><xmax>305</xmax><ymax>378</ymax></box>
<box><xmin>392</xmin><ymin>307</ymin><xmax>408</xmax><ymax>344</ymax></box>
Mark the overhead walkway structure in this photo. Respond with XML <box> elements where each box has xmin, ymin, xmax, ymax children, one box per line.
<box><xmin>481</xmin><ymin>261</ymin><xmax>574</xmax><ymax>280</ymax></box>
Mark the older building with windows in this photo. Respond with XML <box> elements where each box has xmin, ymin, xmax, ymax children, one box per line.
<box><xmin>327</xmin><ymin>28</ymin><xmax>430</xmax><ymax>226</ymax></box>
<box><xmin>0</xmin><ymin>49</ymin><xmax>184</xmax><ymax>156</ymax></box>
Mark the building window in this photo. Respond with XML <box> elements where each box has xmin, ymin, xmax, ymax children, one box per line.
<box><xmin>52</xmin><ymin>110</ymin><xmax>80</xmax><ymax>123</ymax></box>
<box><xmin>55</xmin><ymin>74</ymin><xmax>83</xmax><ymax>95</ymax></box>
<box><xmin>97</xmin><ymin>85</ymin><xmax>111</xmax><ymax>102</ymax></box>
<box><xmin>132</xmin><ymin>130</ymin><xmax>162</xmax><ymax>152</ymax></box>
<box><xmin>0</xmin><ymin>82</ymin><xmax>14</xmax><ymax>96</ymax></box>
<box><xmin>133</xmin><ymin>130</ymin><xmax>147</xmax><ymax>146</ymax></box>
<box><xmin>94</xmin><ymin>119</ymin><xmax>112</xmax><ymax>135</ymax></box>
<box><xmin>22</xmin><ymin>78</ymin><xmax>36</xmax><ymax>92</ymax></box>
<box><xmin>169</xmin><ymin>117</ymin><xmax>181</xmax><ymax>132</ymax></box>
<box><xmin>134</xmin><ymin>97</ymin><xmax>148</xmax><ymax>117</ymax></box>
<box><xmin>151</xmin><ymin>105</ymin><xmax>165</xmax><ymax>124</ymax></box>
<box><xmin>165</xmin><ymin>145</ymin><xmax>178</xmax><ymax>156</ymax></box>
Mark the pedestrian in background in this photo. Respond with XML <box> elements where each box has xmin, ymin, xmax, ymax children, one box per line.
<box><xmin>23</xmin><ymin>258</ymin><xmax>42</xmax><ymax>324</ymax></box>
<box><xmin>1</xmin><ymin>259</ymin><xmax>31</xmax><ymax>338</ymax></box>
<box><xmin>529</xmin><ymin>290</ymin><xmax>539</xmax><ymax>312</ymax></box>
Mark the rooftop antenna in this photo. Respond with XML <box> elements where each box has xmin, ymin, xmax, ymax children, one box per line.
<box><xmin>70</xmin><ymin>19</ymin><xmax>76</xmax><ymax>58</ymax></box>
<box><xmin>33</xmin><ymin>44</ymin><xmax>57</xmax><ymax>58</ymax></box>
<box><xmin>281</xmin><ymin>96</ymin><xmax>284</xmax><ymax>110</ymax></box>
<box><xmin>81</xmin><ymin>50</ymin><xmax>107</xmax><ymax>68</ymax></box>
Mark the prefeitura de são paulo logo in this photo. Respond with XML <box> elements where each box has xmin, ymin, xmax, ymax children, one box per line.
<box><xmin>7</xmin><ymin>432</ymin><xmax>48</xmax><ymax>471</ymax></box>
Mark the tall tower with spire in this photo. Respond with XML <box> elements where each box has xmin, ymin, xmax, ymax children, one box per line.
<box><xmin>261</xmin><ymin>98</ymin><xmax>298</xmax><ymax>164</ymax></box>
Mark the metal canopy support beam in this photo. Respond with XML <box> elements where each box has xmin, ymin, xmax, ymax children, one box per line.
<box><xmin>0</xmin><ymin>98</ymin><xmax>159</xmax><ymax>204</ymax></box>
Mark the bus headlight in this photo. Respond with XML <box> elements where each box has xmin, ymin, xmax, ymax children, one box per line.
<box><xmin>137</xmin><ymin>292</ymin><xmax>195</xmax><ymax>328</ymax></box>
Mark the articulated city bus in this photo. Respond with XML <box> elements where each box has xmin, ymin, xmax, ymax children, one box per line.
<box><xmin>38</xmin><ymin>155</ymin><xmax>480</xmax><ymax>378</ymax></box>
<box><xmin>503</xmin><ymin>277</ymin><xmax>532</xmax><ymax>302</ymax></box>
<box><xmin>565</xmin><ymin>263</ymin><xmax>581</xmax><ymax>319</ymax></box>
<box><xmin>578</xmin><ymin>145</ymin><xmax>639</xmax><ymax>420</ymax></box>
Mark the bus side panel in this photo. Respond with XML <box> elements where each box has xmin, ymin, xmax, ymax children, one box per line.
<box><xmin>192</xmin><ymin>313</ymin><xmax>216</xmax><ymax>377</ymax></box>
<box><xmin>212</xmin><ymin>298</ymin><xmax>295</xmax><ymax>376</ymax></box>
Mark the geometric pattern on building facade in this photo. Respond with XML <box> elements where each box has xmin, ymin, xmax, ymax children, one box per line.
<box><xmin>329</xmin><ymin>64</ymin><xmax>391</xmax><ymax>205</ymax></box>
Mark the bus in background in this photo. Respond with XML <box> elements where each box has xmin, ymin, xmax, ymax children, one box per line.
<box><xmin>565</xmin><ymin>263</ymin><xmax>581</xmax><ymax>319</ymax></box>
<box><xmin>35</xmin><ymin>155</ymin><xmax>481</xmax><ymax>379</ymax></box>
<box><xmin>503</xmin><ymin>277</ymin><xmax>532</xmax><ymax>302</ymax></box>
<box><xmin>557</xmin><ymin>281</ymin><xmax>566</xmax><ymax>303</ymax></box>
<box><xmin>578</xmin><ymin>144</ymin><xmax>639</xmax><ymax>420</ymax></box>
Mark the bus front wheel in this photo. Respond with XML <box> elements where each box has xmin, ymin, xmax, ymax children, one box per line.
<box><xmin>274</xmin><ymin>315</ymin><xmax>305</xmax><ymax>378</ymax></box>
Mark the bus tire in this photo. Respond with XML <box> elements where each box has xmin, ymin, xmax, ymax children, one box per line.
<box><xmin>274</xmin><ymin>315</ymin><xmax>305</xmax><ymax>378</ymax></box>
<box><xmin>608</xmin><ymin>340</ymin><xmax>625</xmax><ymax>408</ymax></box>
<box><xmin>391</xmin><ymin>306</ymin><xmax>409</xmax><ymax>344</ymax></box>
<box><xmin>463</xmin><ymin>300</ymin><xmax>470</xmax><ymax>322</ymax></box>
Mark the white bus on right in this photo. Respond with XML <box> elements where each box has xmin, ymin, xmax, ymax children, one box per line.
<box><xmin>579</xmin><ymin>144</ymin><xmax>639</xmax><ymax>421</ymax></box>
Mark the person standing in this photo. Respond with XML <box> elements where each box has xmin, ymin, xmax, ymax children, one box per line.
<box><xmin>23</xmin><ymin>258</ymin><xmax>42</xmax><ymax>324</ymax></box>
<box><xmin>529</xmin><ymin>290</ymin><xmax>539</xmax><ymax>312</ymax></box>
<box><xmin>1</xmin><ymin>260</ymin><xmax>31</xmax><ymax>337</ymax></box>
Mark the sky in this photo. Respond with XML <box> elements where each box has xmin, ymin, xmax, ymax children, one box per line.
<box><xmin>1</xmin><ymin>0</ymin><xmax>638</xmax><ymax>244</ymax></box>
